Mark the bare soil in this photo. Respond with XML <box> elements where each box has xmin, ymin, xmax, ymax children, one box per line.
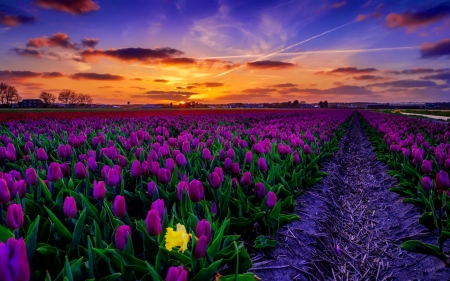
<box><xmin>251</xmin><ymin>113</ymin><xmax>450</xmax><ymax>281</ymax></box>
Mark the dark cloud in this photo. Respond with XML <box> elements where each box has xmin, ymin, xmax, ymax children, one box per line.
<box><xmin>315</xmin><ymin>67</ymin><xmax>378</xmax><ymax>75</ymax></box>
<box><xmin>186</xmin><ymin>85</ymin><xmax>196</xmax><ymax>89</ymax></box>
<box><xmin>420</xmin><ymin>38</ymin><xmax>450</xmax><ymax>58</ymax></box>
<box><xmin>331</xmin><ymin>1</ymin><xmax>346</xmax><ymax>9</ymax></box>
<box><xmin>80</xmin><ymin>47</ymin><xmax>184</xmax><ymax>62</ymax></box>
<box><xmin>271</xmin><ymin>83</ymin><xmax>298</xmax><ymax>88</ymax></box>
<box><xmin>0</xmin><ymin>14</ymin><xmax>35</xmax><ymax>27</ymax></box>
<box><xmin>367</xmin><ymin>79</ymin><xmax>437</xmax><ymax>88</ymax></box>
<box><xmin>35</xmin><ymin>0</ymin><xmax>99</xmax><ymax>15</ymax></box>
<box><xmin>154</xmin><ymin>79</ymin><xmax>169</xmax><ymax>83</ymax></box>
<box><xmin>176</xmin><ymin>86</ymin><xmax>184</xmax><ymax>89</ymax></box>
<box><xmin>281</xmin><ymin>85</ymin><xmax>373</xmax><ymax>95</ymax></box>
<box><xmin>352</xmin><ymin>75</ymin><xmax>387</xmax><ymax>81</ymax></box>
<box><xmin>81</xmin><ymin>38</ymin><xmax>99</xmax><ymax>48</ymax></box>
<box><xmin>202</xmin><ymin>82</ymin><xmax>224</xmax><ymax>87</ymax></box>
<box><xmin>10</xmin><ymin>48</ymin><xmax>41</xmax><ymax>58</ymax></box>
<box><xmin>241</xmin><ymin>88</ymin><xmax>277</xmax><ymax>94</ymax></box>
<box><xmin>333</xmin><ymin>82</ymin><xmax>344</xmax><ymax>86</ymax></box>
<box><xmin>68</xmin><ymin>73</ymin><xmax>125</xmax><ymax>81</ymax></box>
<box><xmin>246</xmin><ymin>60</ymin><xmax>295</xmax><ymax>69</ymax></box>
<box><xmin>27</xmin><ymin>32</ymin><xmax>77</xmax><ymax>49</ymax></box>
<box><xmin>159</xmin><ymin>57</ymin><xmax>196</xmax><ymax>66</ymax></box>
<box><xmin>130</xmin><ymin>78</ymin><xmax>143</xmax><ymax>81</ymax></box>
<box><xmin>133</xmin><ymin>90</ymin><xmax>195</xmax><ymax>101</ymax></box>
<box><xmin>0</xmin><ymin>70</ymin><xmax>41</xmax><ymax>80</ymax></box>
<box><xmin>385</xmin><ymin>3</ymin><xmax>450</xmax><ymax>31</ymax></box>
<box><xmin>41</xmin><ymin>72</ymin><xmax>64</xmax><ymax>78</ymax></box>
<box><xmin>98</xmin><ymin>86</ymin><xmax>114</xmax><ymax>89</ymax></box>
<box><xmin>420</xmin><ymin>73</ymin><xmax>450</xmax><ymax>84</ymax></box>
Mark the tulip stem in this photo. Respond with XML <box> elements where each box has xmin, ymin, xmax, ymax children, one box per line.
<box><xmin>97</xmin><ymin>200</ymin><xmax>102</xmax><ymax>214</ymax></box>
<box><xmin>14</xmin><ymin>229</ymin><xmax>18</xmax><ymax>239</ymax></box>
<box><xmin>438</xmin><ymin>194</ymin><xmax>443</xmax><ymax>252</ymax></box>
<box><xmin>197</xmin><ymin>202</ymin><xmax>201</xmax><ymax>219</ymax></box>
<box><xmin>154</xmin><ymin>237</ymin><xmax>159</xmax><ymax>254</ymax></box>
<box><xmin>214</xmin><ymin>189</ymin><xmax>220</xmax><ymax>218</ymax></box>
<box><xmin>69</xmin><ymin>219</ymin><xmax>72</xmax><ymax>232</ymax></box>
<box><xmin>50</xmin><ymin>181</ymin><xmax>54</xmax><ymax>199</ymax></box>
<box><xmin>0</xmin><ymin>206</ymin><xmax>3</xmax><ymax>226</ymax></box>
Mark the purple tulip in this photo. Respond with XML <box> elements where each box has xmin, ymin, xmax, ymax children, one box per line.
<box><xmin>11</xmin><ymin>180</ymin><xmax>26</xmax><ymax>199</ymax></box>
<box><xmin>47</xmin><ymin>162</ymin><xmax>63</xmax><ymax>182</ymax></box>
<box><xmin>223</xmin><ymin>158</ymin><xmax>232</xmax><ymax>170</ymax></box>
<box><xmin>113</xmin><ymin>195</ymin><xmax>126</xmax><ymax>218</ymax></box>
<box><xmin>87</xmin><ymin>157</ymin><xmax>98</xmax><ymax>172</ymax></box>
<box><xmin>254</xmin><ymin>143</ymin><xmax>264</xmax><ymax>154</ymax></box>
<box><xmin>231</xmin><ymin>163</ymin><xmax>241</xmax><ymax>175</ymax></box>
<box><xmin>36</xmin><ymin>148</ymin><xmax>48</xmax><ymax>161</ymax></box>
<box><xmin>436</xmin><ymin>170</ymin><xmax>450</xmax><ymax>192</ymax></box>
<box><xmin>182</xmin><ymin>141</ymin><xmax>190</xmax><ymax>154</ymax></box>
<box><xmin>148</xmin><ymin>181</ymin><xmax>158</xmax><ymax>197</ymax></box>
<box><xmin>166</xmin><ymin>266</ymin><xmax>188</xmax><ymax>281</ymax></box>
<box><xmin>145</xmin><ymin>209</ymin><xmax>162</xmax><ymax>236</ymax></box>
<box><xmin>194</xmin><ymin>235</ymin><xmax>208</xmax><ymax>258</ymax></box>
<box><xmin>421</xmin><ymin>160</ymin><xmax>433</xmax><ymax>174</ymax></box>
<box><xmin>0</xmin><ymin>238</ymin><xmax>30</xmax><ymax>281</ymax></box>
<box><xmin>254</xmin><ymin>182</ymin><xmax>267</xmax><ymax>199</ymax></box>
<box><xmin>131</xmin><ymin>160</ymin><xmax>142</xmax><ymax>177</ymax></box>
<box><xmin>118</xmin><ymin>155</ymin><xmax>127</xmax><ymax>167</ymax></box>
<box><xmin>177</xmin><ymin>181</ymin><xmax>189</xmax><ymax>200</ymax></box>
<box><xmin>106</xmin><ymin>168</ymin><xmax>121</xmax><ymax>187</ymax></box>
<box><xmin>211</xmin><ymin>202</ymin><xmax>217</xmax><ymax>216</ymax></box>
<box><xmin>303</xmin><ymin>144</ymin><xmax>312</xmax><ymax>155</ymax></box>
<box><xmin>151</xmin><ymin>199</ymin><xmax>165</xmax><ymax>221</ymax></box>
<box><xmin>196</xmin><ymin>219</ymin><xmax>211</xmax><ymax>243</ymax></box>
<box><xmin>422</xmin><ymin>176</ymin><xmax>433</xmax><ymax>191</ymax></box>
<box><xmin>293</xmin><ymin>152</ymin><xmax>301</xmax><ymax>165</ymax></box>
<box><xmin>202</xmin><ymin>148</ymin><xmax>212</xmax><ymax>161</ymax></box>
<box><xmin>93</xmin><ymin>181</ymin><xmax>106</xmax><ymax>200</ymax></box>
<box><xmin>188</xmin><ymin>179</ymin><xmax>204</xmax><ymax>203</ymax></box>
<box><xmin>267</xmin><ymin>191</ymin><xmax>277</xmax><ymax>209</ymax></box>
<box><xmin>24</xmin><ymin>168</ymin><xmax>37</xmax><ymax>187</ymax></box>
<box><xmin>226</xmin><ymin>148</ymin><xmax>235</xmax><ymax>160</ymax></box>
<box><xmin>115</xmin><ymin>225</ymin><xmax>132</xmax><ymax>250</ymax></box>
<box><xmin>60</xmin><ymin>162</ymin><xmax>71</xmax><ymax>178</ymax></box>
<box><xmin>208</xmin><ymin>172</ymin><xmax>221</xmax><ymax>189</ymax></box>
<box><xmin>6</xmin><ymin>204</ymin><xmax>24</xmax><ymax>230</ymax></box>
<box><xmin>245</xmin><ymin>151</ymin><xmax>253</xmax><ymax>164</ymax></box>
<box><xmin>165</xmin><ymin>158</ymin><xmax>175</xmax><ymax>172</ymax></box>
<box><xmin>175</xmin><ymin>154</ymin><xmax>187</xmax><ymax>167</ymax></box>
<box><xmin>445</xmin><ymin>159</ymin><xmax>450</xmax><ymax>171</ymax></box>
<box><xmin>101</xmin><ymin>165</ymin><xmax>111</xmax><ymax>180</ymax></box>
<box><xmin>63</xmin><ymin>196</ymin><xmax>77</xmax><ymax>218</ymax></box>
<box><xmin>157</xmin><ymin>168</ymin><xmax>172</xmax><ymax>185</ymax></box>
<box><xmin>9</xmin><ymin>171</ymin><xmax>21</xmax><ymax>181</ymax></box>
<box><xmin>231</xmin><ymin>177</ymin><xmax>239</xmax><ymax>189</ymax></box>
<box><xmin>241</xmin><ymin>171</ymin><xmax>252</xmax><ymax>186</ymax></box>
<box><xmin>150</xmin><ymin>162</ymin><xmax>160</xmax><ymax>176</ymax></box>
<box><xmin>23</xmin><ymin>141</ymin><xmax>34</xmax><ymax>154</ymax></box>
<box><xmin>257</xmin><ymin>158</ymin><xmax>268</xmax><ymax>172</ymax></box>
<box><xmin>75</xmin><ymin>162</ymin><xmax>88</xmax><ymax>179</ymax></box>
<box><xmin>214</xmin><ymin>167</ymin><xmax>224</xmax><ymax>182</ymax></box>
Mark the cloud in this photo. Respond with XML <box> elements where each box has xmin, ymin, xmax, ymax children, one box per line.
<box><xmin>246</xmin><ymin>60</ymin><xmax>295</xmax><ymax>70</ymax></box>
<box><xmin>352</xmin><ymin>75</ymin><xmax>387</xmax><ymax>81</ymax></box>
<box><xmin>315</xmin><ymin>67</ymin><xmax>378</xmax><ymax>75</ymax></box>
<box><xmin>191</xmin><ymin>82</ymin><xmax>224</xmax><ymax>88</ymax></box>
<box><xmin>0</xmin><ymin>70</ymin><xmax>41</xmax><ymax>80</ymax></box>
<box><xmin>159</xmin><ymin>57</ymin><xmax>196</xmax><ymax>66</ymax></box>
<box><xmin>357</xmin><ymin>14</ymin><xmax>367</xmax><ymax>22</ymax></box>
<box><xmin>367</xmin><ymin>79</ymin><xmax>437</xmax><ymax>88</ymax></box>
<box><xmin>333</xmin><ymin>82</ymin><xmax>343</xmax><ymax>86</ymax></box>
<box><xmin>386</xmin><ymin>68</ymin><xmax>450</xmax><ymax>75</ymax></box>
<box><xmin>10</xmin><ymin>48</ymin><xmax>42</xmax><ymax>58</ymax></box>
<box><xmin>331</xmin><ymin>1</ymin><xmax>346</xmax><ymax>9</ymax></box>
<box><xmin>281</xmin><ymin>85</ymin><xmax>373</xmax><ymax>95</ymax></box>
<box><xmin>133</xmin><ymin>90</ymin><xmax>196</xmax><ymax>102</ymax></box>
<box><xmin>154</xmin><ymin>79</ymin><xmax>169</xmax><ymax>83</ymax></box>
<box><xmin>420</xmin><ymin>38</ymin><xmax>450</xmax><ymax>58</ymax></box>
<box><xmin>81</xmin><ymin>38</ymin><xmax>99</xmax><ymax>48</ymax></box>
<box><xmin>35</xmin><ymin>0</ymin><xmax>99</xmax><ymax>15</ymax></box>
<box><xmin>80</xmin><ymin>47</ymin><xmax>184</xmax><ymax>63</ymax></box>
<box><xmin>420</xmin><ymin>73</ymin><xmax>450</xmax><ymax>83</ymax></box>
<box><xmin>98</xmin><ymin>86</ymin><xmax>114</xmax><ymax>89</ymax></box>
<box><xmin>130</xmin><ymin>78</ymin><xmax>143</xmax><ymax>81</ymax></box>
<box><xmin>270</xmin><ymin>83</ymin><xmax>298</xmax><ymax>87</ymax></box>
<box><xmin>0</xmin><ymin>14</ymin><xmax>35</xmax><ymax>27</ymax></box>
<box><xmin>41</xmin><ymin>72</ymin><xmax>64</xmax><ymax>78</ymax></box>
<box><xmin>27</xmin><ymin>32</ymin><xmax>78</xmax><ymax>49</ymax></box>
<box><xmin>129</xmin><ymin>86</ymin><xmax>146</xmax><ymax>90</ymax></box>
<box><xmin>68</xmin><ymin>73</ymin><xmax>125</xmax><ymax>81</ymax></box>
<box><xmin>385</xmin><ymin>3</ymin><xmax>450</xmax><ymax>31</ymax></box>
<box><xmin>241</xmin><ymin>88</ymin><xmax>277</xmax><ymax>94</ymax></box>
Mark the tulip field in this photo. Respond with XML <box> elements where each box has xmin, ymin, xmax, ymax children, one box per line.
<box><xmin>0</xmin><ymin>109</ymin><xmax>352</xmax><ymax>281</ymax></box>
<box><xmin>362</xmin><ymin>111</ymin><xmax>450</xmax><ymax>265</ymax></box>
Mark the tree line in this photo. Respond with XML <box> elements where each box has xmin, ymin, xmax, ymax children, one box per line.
<box><xmin>0</xmin><ymin>83</ymin><xmax>22</xmax><ymax>106</ymax></box>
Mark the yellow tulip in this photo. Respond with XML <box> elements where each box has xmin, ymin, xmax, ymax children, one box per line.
<box><xmin>165</xmin><ymin>223</ymin><xmax>191</xmax><ymax>253</ymax></box>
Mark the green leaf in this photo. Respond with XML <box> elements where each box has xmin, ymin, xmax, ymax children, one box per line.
<box><xmin>159</xmin><ymin>247</ymin><xmax>191</xmax><ymax>265</ymax></box>
<box><xmin>218</xmin><ymin>273</ymin><xmax>256</xmax><ymax>281</ymax></box>
<box><xmin>401</xmin><ymin>240</ymin><xmax>447</xmax><ymax>263</ymax></box>
<box><xmin>207</xmin><ymin>219</ymin><xmax>229</xmax><ymax>260</ymax></box>
<box><xmin>44</xmin><ymin>206</ymin><xmax>73</xmax><ymax>241</ymax></box>
<box><xmin>63</xmin><ymin>256</ymin><xmax>74</xmax><ymax>281</ymax></box>
<box><xmin>25</xmin><ymin>216</ymin><xmax>40</xmax><ymax>263</ymax></box>
<box><xmin>418</xmin><ymin>212</ymin><xmax>437</xmax><ymax>231</ymax></box>
<box><xmin>253</xmin><ymin>235</ymin><xmax>278</xmax><ymax>249</ymax></box>
<box><xmin>99</xmin><ymin>274</ymin><xmax>122</xmax><ymax>281</ymax></box>
<box><xmin>0</xmin><ymin>224</ymin><xmax>14</xmax><ymax>242</ymax></box>
<box><xmin>191</xmin><ymin>259</ymin><xmax>223</xmax><ymax>281</ymax></box>
<box><xmin>69</xmin><ymin>209</ymin><xmax>87</xmax><ymax>255</ymax></box>
<box><xmin>437</xmin><ymin>231</ymin><xmax>450</xmax><ymax>248</ymax></box>
<box><xmin>37</xmin><ymin>245</ymin><xmax>59</xmax><ymax>257</ymax></box>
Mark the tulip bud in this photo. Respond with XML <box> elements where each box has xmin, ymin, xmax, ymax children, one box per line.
<box><xmin>23</xmin><ymin>141</ymin><xmax>34</xmax><ymax>155</ymax></box>
<box><xmin>6</xmin><ymin>204</ymin><xmax>24</xmax><ymax>230</ymax></box>
<box><xmin>151</xmin><ymin>199</ymin><xmax>165</xmax><ymax>221</ymax></box>
<box><xmin>36</xmin><ymin>148</ymin><xmax>48</xmax><ymax>161</ymax></box>
<box><xmin>231</xmin><ymin>178</ymin><xmax>239</xmax><ymax>189</ymax></box>
<box><xmin>245</xmin><ymin>151</ymin><xmax>253</xmax><ymax>164</ymax></box>
<box><xmin>75</xmin><ymin>162</ymin><xmax>88</xmax><ymax>179</ymax></box>
<box><xmin>166</xmin><ymin>266</ymin><xmax>188</xmax><ymax>281</ymax></box>
<box><xmin>113</xmin><ymin>195</ymin><xmax>126</xmax><ymax>218</ymax></box>
<box><xmin>213</xmin><ymin>167</ymin><xmax>224</xmax><ymax>182</ymax></box>
<box><xmin>115</xmin><ymin>225</ymin><xmax>132</xmax><ymax>250</ymax></box>
<box><xmin>226</xmin><ymin>148</ymin><xmax>235</xmax><ymax>160</ymax></box>
<box><xmin>150</xmin><ymin>161</ymin><xmax>160</xmax><ymax>176</ymax></box>
<box><xmin>11</xmin><ymin>180</ymin><xmax>26</xmax><ymax>199</ymax></box>
<box><xmin>267</xmin><ymin>191</ymin><xmax>277</xmax><ymax>209</ymax></box>
<box><xmin>257</xmin><ymin>158</ymin><xmax>268</xmax><ymax>172</ymax></box>
<box><xmin>145</xmin><ymin>210</ymin><xmax>162</xmax><ymax>236</ymax></box>
<box><xmin>202</xmin><ymin>148</ymin><xmax>212</xmax><ymax>161</ymax></box>
<box><xmin>93</xmin><ymin>181</ymin><xmax>106</xmax><ymax>200</ymax></box>
<box><xmin>63</xmin><ymin>196</ymin><xmax>77</xmax><ymax>218</ymax></box>
<box><xmin>208</xmin><ymin>172</ymin><xmax>221</xmax><ymax>189</ymax></box>
<box><xmin>293</xmin><ymin>152</ymin><xmax>300</xmax><ymax>165</ymax></box>
<box><xmin>47</xmin><ymin>162</ymin><xmax>63</xmax><ymax>182</ymax></box>
<box><xmin>177</xmin><ymin>181</ymin><xmax>189</xmax><ymax>200</ymax></box>
<box><xmin>241</xmin><ymin>172</ymin><xmax>252</xmax><ymax>186</ymax></box>
<box><xmin>254</xmin><ymin>182</ymin><xmax>267</xmax><ymax>199</ymax></box>
<box><xmin>175</xmin><ymin>154</ymin><xmax>187</xmax><ymax>167</ymax></box>
<box><xmin>24</xmin><ymin>168</ymin><xmax>37</xmax><ymax>187</ymax></box>
<box><xmin>232</xmin><ymin>163</ymin><xmax>241</xmax><ymax>175</ymax></box>
<box><xmin>188</xmin><ymin>179</ymin><xmax>204</xmax><ymax>203</ymax></box>
<box><xmin>182</xmin><ymin>141</ymin><xmax>190</xmax><ymax>154</ymax></box>
<box><xmin>253</xmin><ymin>143</ymin><xmax>264</xmax><ymax>154</ymax></box>
<box><xmin>131</xmin><ymin>160</ymin><xmax>142</xmax><ymax>177</ymax></box>
<box><xmin>223</xmin><ymin>158</ymin><xmax>232</xmax><ymax>170</ymax></box>
<box><xmin>445</xmin><ymin>159</ymin><xmax>450</xmax><ymax>171</ymax></box>
<box><xmin>157</xmin><ymin>168</ymin><xmax>172</xmax><ymax>185</ymax></box>
<box><xmin>106</xmin><ymin>168</ymin><xmax>121</xmax><ymax>187</ymax></box>
<box><xmin>165</xmin><ymin>158</ymin><xmax>175</xmax><ymax>172</ymax></box>
<box><xmin>196</xmin><ymin>219</ymin><xmax>211</xmax><ymax>242</ymax></box>
<box><xmin>0</xmin><ymin>238</ymin><xmax>30</xmax><ymax>281</ymax></box>
<box><xmin>421</xmin><ymin>160</ymin><xmax>433</xmax><ymax>174</ymax></box>
<box><xmin>148</xmin><ymin>181</ymin><xmax>158</xmax><ymax>197</ymax></box>
<box><xmin>436</xmin><ymin>170</ymin><xmax>450</xmax><ymax>192</ymax></box>
<box><xmin>211</xmin><ymin>202</ymin><xmax>217</xmax><ymax>216</ymax></box>
<box><xmin>421</xmin><ymin>176</ymin><xmax>433</xmax><ymax>190</ymax></box>
<box><xmin>194</xmin><ymin>235</ymin><xmax>208</xmax><ymax>258</ymax></box>
<box><xmin>87</xmin><ymin>157</ymin><xmax>98</xmax><ymax>172</ymax></box>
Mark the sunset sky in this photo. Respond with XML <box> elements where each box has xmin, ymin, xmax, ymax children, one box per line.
<box><xmin>0</xmin><ymin>0</ymin><xmax>449</xmax><ymax>104</ymax></box>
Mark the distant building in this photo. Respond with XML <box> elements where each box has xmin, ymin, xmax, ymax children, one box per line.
<box><xmin>18</xmin><ymin>99</ymin><xmax>44</xmax><ymax>108</ymax></box>
<box><xmin>366</xmin><ymin>103</ymin><xmax>426</xmax><ymax>109</ymax></box>
<box><xmin>426</xmin><ymin>102</ymin><xmax>450</xmax><ymax>109</ymax></box>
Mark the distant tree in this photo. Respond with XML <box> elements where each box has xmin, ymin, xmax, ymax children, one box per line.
<box><xmin>323</xmin><ymin>100</ymin><xmax>329</xmax><ymax>108</ymax></box>
<box><xmin>287</xmin><ymin>101</ymin><xmax>292</xmax><ymax>107</ymax></box>
<box><xmin>293</xmin><ymin>100</ymin><xmax>299</xmax><ymax>106</ymax></box>
<box><xmin>4</xmin><ymin>85</ymin><xmax>20</xmax><ymax>105</ymax></box>
<box><xmin>318</xmin><ymin>101</ymin><xmax>323</xmax><ymax>108</ymax></box>
<box><xmin>77</xmin><ymin>93</ymin><xmax>93</xmax><ymax>106</ymax></box>
<box><xmin>39</xmin><ymin>92</ymin><xmax>56</xmax><ymax>106</ymax></box>
<box><xmin>58</xmin><ymin>90</ymin><xmax>72</xmax><ymax>106</ymax></box>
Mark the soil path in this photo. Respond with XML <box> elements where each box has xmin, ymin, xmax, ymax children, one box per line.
<box><xmin>251</xmin><ymin>112</ymin><xmax>449</xmax><ymax>280</ymax></box>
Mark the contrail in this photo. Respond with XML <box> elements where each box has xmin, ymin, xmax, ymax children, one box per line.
<box><xmin>214</xmin><ymin>20</ymin><xmax>357</xmax><ymax>77</ymax></box>
<box><xmin>199</xmin><ymin>46</ymin><xmax>420</xmax><ymax>59</ymax></box>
